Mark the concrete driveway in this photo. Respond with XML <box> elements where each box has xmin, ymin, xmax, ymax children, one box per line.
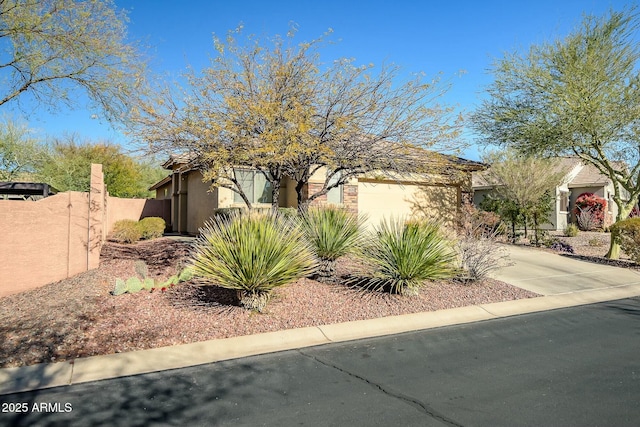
<box><xmin>490</xmin><ymin>245</ymin><xmax>640</xmax><ymax>295</ymax></box>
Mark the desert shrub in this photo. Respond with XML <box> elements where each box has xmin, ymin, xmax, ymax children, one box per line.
<box><xmin>574</xmin><ymin>193</ymin><xmax>606</xmax><ymax>230</ymax></box>
<box><xmin>275</xmin><ymin>207</ymin><xmax>298</xmax><ymax>219</ymax></box>
<box><xmin>356</xmin><ymin>218</ymin><xmax>457</xmax><ymax>295</ymax></box>
<box><xmin>189</xmin><ymin>212</ymin><xmax>317</xmax><ymax>311</ymax></box>
<box><xmin>455</xmin><ymin>204</ymin><xmax>509</xmax><ymax>282</ymax></box>
<box><xmin>111</xmin><ymin>219</ymin><xmax>142</xmax><ymax>243</ymax></box>
<box><xmin>548</xmin><ymin>240</ymin><xmax>574</xmax><ymax>253</ymax></box>
<box><xmin>300</xmin><ymin>206</ymin><xmax>363</xmax><ymax>281</ymax></box>
<box><xmin>576</xmin><ymin>207</ymin><xmax>602</xmax><ymax>231</ymax></box>
<box><xmin>212</xmin><ymin>207</ymin><xmax>244</xmax><ymax>221</ymax></box>
<box><xmin>588</xmin><ymin>237</ymin><xmax>604</xmax><ymax>247</ymax></box>
<box><xmin>611</xmin><ymin>218</ymin><xmax>640</xmax><ymax>263</ymax></box>
<box><xmin>138</xmin><ymin>217</ymin><xmax>165</xmax><ymax>240</ymax></box>
<box><xmin>212</xmin><ymin>207</ymin><xmax>297</xmax><ymax>222</ymax></box>
<box><xmin>564</xmin><ymin>223</ymin><xmax>579</xmax><ymax>237</ymax></box>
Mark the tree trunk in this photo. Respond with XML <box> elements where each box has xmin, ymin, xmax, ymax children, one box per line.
<box><xmin>606</xmin><ymin>200</ymin><xmax>635</xmax><ymax>259</ymax></box>
<box><xmin>236</xmin><ymin>190</ymin><xmax>252</xmax><ymax>210</ymax></box>
<box><xmin>312</xmin><ymin>259</ymin><xmax>337</xmax><ymax>282</ymax></box>
<box><xmin>295</xmin><ymin>180</ymin><xmax>309</xmax><ymax>213</ymax></box>
<box><xmin>271</xmin><ymin>181</ymin><xmax>281</xmax><ymax>214</ymax></box>
<box><xmin>606</xmin><ymin>241</ymin><xmax>621</xmax><ymax>259</ymax></box>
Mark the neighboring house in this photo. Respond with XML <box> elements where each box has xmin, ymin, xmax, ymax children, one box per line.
<box><xmin>472</xmin><ymin>157</ymin><xmax>627</xmax><ymax>231</ymax></box>
<box><xmin>150</xmin><ymin>152</ymin><xmax>486</xmax><ymax>235</ymax></box>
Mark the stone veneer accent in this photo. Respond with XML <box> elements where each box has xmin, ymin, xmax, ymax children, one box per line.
<box><xmin>307</xmin><ymin>182</ymin><xmax>358</xmax><ymax>214</ymax></box>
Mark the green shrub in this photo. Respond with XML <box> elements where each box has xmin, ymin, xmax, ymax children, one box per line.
<box><xmin>301</xmin><ymin>206</ymin><xmax>363</xmax><ymax>281</ymax></box>
<box><xmin>564</xmin><ymin>223</ymin><xmax>579</xmax><ymax>237</ymax></box>
<box><xmin>138</xmin><ymin>217</ymin><xmax>166</xmax><ymax>240</ymax></box>
<box><xmin>189</xmin><ymin>212</ymin><xmax>317</xmax><ymax>311</ymax></box>
<box><xmin>275</xmin><ymin>207</ymin><xmax>298</xmax><ymax>219</ymax></box>
<box><xmin>611</xmin><ymin>218</ymin><xmax>640</xmax><ymax>262</ymax></box>
<box><xmin>212</xmin><ymin>207</ymin><xmax>245</xmax><ymax>221</ymax></box>
<box><xmin>111</xmin><ymin>219</ymin><xmax>142</xmax><ymax>243</ymax></box>
<box><xmin>356</xmin><ymin>218</ymin><xmax>457</xmax><ymax>295</ymax></box>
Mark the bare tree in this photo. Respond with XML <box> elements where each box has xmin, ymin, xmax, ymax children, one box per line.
<box><xmin>131</xmin><ymin>26</ymin><xmax>464</xmax><ymax>212</ymax></box>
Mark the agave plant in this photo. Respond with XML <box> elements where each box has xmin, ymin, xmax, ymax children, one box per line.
<box><xmin>189</xmin><ymin>212</ymin><xmax>317</xmax><ymax>312</ymax></box>
<box><xmin>300</xmin><ymin>206</ymin><xmax>364</xmax><ymax>281</ymax></box>
<box><xmin>357</xmin><ymin>218</ymin><xmax>457</xmax><ymax>295</ymax></box>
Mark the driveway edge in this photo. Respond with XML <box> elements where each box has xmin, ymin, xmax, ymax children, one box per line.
<box><xmin>2</xmin><ymin>283</ymin><xmax>640</xmax><ymax>396</ymax></box>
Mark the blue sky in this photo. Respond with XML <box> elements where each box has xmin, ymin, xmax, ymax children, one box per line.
<box><xmin>6</xmin><ymin>0</ymin><xmax>634</xmax><ymax>160</ymax></box>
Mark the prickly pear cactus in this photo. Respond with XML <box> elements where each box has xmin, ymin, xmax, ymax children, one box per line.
<box><xmin>113</xmin><ymin>278</ymin><xmax>128</xmax><ymax>296</ymax></box>
<box><xmin>126</xmin><ymin>276</ymin><xmax>143</xmax><ymax>293</ymax></box>
<box><xmin>143</xmin><ymin>278</ymin><xmax>155</xmax><ymax>290</ymax></box>
<box><xmin>134</xmin><ymin>260</ymin><xmax>149</xmax><ymax>279</ymax></box>
<box><xmin>161</xmin><ymin>276</ymin><xmax>178</xmax><ymax>288</ymax></box>
<box><xmin>178</xmin><ymin>267</ymin><xmax>194</xmax><ymax>282</ymax></box>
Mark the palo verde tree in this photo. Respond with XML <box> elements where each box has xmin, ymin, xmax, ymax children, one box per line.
<box><xmin>132</xmin><ymin>26</ymin><xmax>463</xmax><ymax>212</ymax></box>
<box><xmin>472</xmin><ymin>8</ymin><xmax>640</xmax><ymax>259</ymax></box>
<box><xmin>0</xmin><ymin>0</ymin><xmax>146</xmax><ymax>121</ymax></box>
<box><xmin>0</xmin><ymin>117</ymin><xmax>46</xmax><ymax>181</ymax></box>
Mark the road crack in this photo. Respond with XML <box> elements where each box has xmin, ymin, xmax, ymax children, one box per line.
<box><xmin>298</xmin><ymin>349</ymin><xmax>464</xmax><ymax>427</ymax></box>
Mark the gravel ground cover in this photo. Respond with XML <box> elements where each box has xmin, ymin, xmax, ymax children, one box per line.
<box><xmin>541</xmin><ymin>230</ymin><xmax>640</xmax><ymax>270</ymax></box>
<box><xmin>1</xmin><ymin>237</ymin><xmax>540</xmax><ymax>369</ymax></box>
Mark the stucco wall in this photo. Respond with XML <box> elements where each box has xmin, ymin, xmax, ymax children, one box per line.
<box><xmin>358</xmin><ymin>179</ymin><xmax>459</xmax><ymax>229</ymax></box>
<box><xmin>0</xmin><ymin>193</ymin><xmax>92</xmax><ymax>297</ymax></box>
<box><xmin>0</xmin><ymin>164</ymin><xmax>105</xmax><ymax>298</ymax></box>
<box><xmin>0</xmin><ymin>164</ymin><xmax>172</xmax><ymax>298</ymax></box>
<box><xmin>154</xmin><ymin>181</ymin><xmax>172</xmax><ymax>200</ymax></box>
<box><xmin>106</xmin><ymin>197</ymin><xmax>171</xmax><ymax>234</ymax></box>
<box><xmin>186</xmin><ymin>172</ymin><xmax>218</xmax><ymax>234</ymax></box>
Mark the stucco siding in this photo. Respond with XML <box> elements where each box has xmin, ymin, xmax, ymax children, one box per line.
<box><xmin>186</xmin><ymin>172</ymin><xmax>218</xmax><ymax>234</ymax></box>
<box><xmin>358</xmin><ymin>180</ymin><xmax>458</xmax><ymax>228</ymax></box>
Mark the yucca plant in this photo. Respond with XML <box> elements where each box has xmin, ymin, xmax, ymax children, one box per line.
<box><xmin>357</xmin><ymin>218</ymin><xmax>457</xmax><ymax>295</ymax></box>
<box><xmin>189</xmin><ymin>212</ymin><xmax>317</xmax><ymax>312</ymax></box>
<box><xmin>300</xmin><ymin>206</ymin><xmax>363</xmax><ymax>282</ymax></box>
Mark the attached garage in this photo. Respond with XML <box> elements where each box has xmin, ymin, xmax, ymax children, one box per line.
<box><xmin>357</xmin><ymin>179</ymin><xmax>460</xmax><ymax>228</ymax></box>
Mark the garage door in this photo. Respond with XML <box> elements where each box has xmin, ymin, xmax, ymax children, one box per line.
<box><xmin>357</xmin><ymin>180</ymin><xmax>458</xmax><ymax>228</ymax></box>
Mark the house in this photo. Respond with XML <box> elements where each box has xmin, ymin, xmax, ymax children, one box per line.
<box><xmin>149</xmin><ymin>152</ymin><xmax>486</xmax><ymax>235</ymax></box>
<box><xmin>472</xmin><ymin>157</ymin><xmax>627</xmax><ymax>230</ymax></box>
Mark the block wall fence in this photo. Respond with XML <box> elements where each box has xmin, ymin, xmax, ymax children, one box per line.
<box><xmin>0</xmin><ymin>164</ymin><xmax>170</xmax><ymax>298</ymax></box>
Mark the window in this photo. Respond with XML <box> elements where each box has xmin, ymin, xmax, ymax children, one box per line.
<box><xmin>326</xmin><ymin>173</ymin><xmax>343</xmax><ymax>205</ymax></box>
<box><xmin>559</xmin><ymin>191</ymin><xmax>569</xmax><ymax>212</ymax></box>
<box><xmin>233</xmin><ymin>170</ymin><xmax>273</xmax><ymax>204</ymax></box>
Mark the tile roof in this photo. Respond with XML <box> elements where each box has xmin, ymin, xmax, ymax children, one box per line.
<box><xmin>472</xmin><ymin>157</ymin><xmax>624</xmax><ymax>189</ymax></box>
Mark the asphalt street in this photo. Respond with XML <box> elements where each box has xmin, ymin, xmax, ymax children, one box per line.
<box><xmin>1</xmin><ymin>297</ymin><xmax>639</xmax><ymax>427</ymax></box>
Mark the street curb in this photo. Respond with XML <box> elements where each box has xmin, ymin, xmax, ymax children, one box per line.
<box><xmin>2</xmin><ymin>283</ymin><xmax>640</xmax><ymax>396</ymax></box>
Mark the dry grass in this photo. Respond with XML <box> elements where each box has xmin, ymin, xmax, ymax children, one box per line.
<box><xmin>0</xmin><ymin>238</ymin><xmax>538</xmax><ymax>369</ymax></box>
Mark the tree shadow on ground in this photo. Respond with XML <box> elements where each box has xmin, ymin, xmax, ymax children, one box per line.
<box><xmin>165</xmin><ymin>282</ymin><xmax>240</xmax><ymax>312</ymax></box>
<box><xmin>100</xmin><ymin>239</ymin><xmax>192</xmax><ymax>269</ymax></box>
<box><xmin>558</xmin><ymin>253</ymin><xmax>638</xmax><ymax>269</ymax></box>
